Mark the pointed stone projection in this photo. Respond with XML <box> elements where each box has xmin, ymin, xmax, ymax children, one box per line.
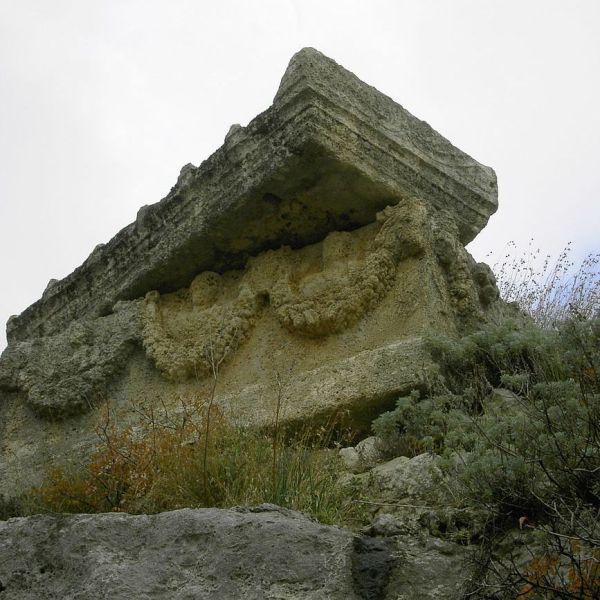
<box><xmin>0</xmin><ymin>48</ymin><xmax>499</xmax><ymax>495</ymax></box>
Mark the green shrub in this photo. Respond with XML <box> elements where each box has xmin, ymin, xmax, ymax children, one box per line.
<box><xmin>429</xmin><ymin>317</ymin><xmax>565</xmax><ymax>393</ymax></box>
<box><xmin>373</xmin><ymin>314</ymin><xmax>600</xmax><ymax>598</ymax></box>
<box><xmin>372</xmin><ymin>390</ymin><xmax>476</xmax><ymax>458</ymax></box>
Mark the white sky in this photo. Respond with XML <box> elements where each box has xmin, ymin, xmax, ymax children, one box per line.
<box><xmin>1</xmin><ymin>0</ymin><xmax>599</xmax><ymax>351</ymax></box>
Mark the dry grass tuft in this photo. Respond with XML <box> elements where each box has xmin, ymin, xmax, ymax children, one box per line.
<box><xmin>30</xmin><ymin>396</ymin><xmax>366</xmax><ymax>527</ymax></box>
<box><xmin>490</xmin><ymin>241</ymin><xmax>600</xmax><ymax>326</ymax></box>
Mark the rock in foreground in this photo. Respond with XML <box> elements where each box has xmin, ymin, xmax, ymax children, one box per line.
<box><xmin>0</xmin><ymin>506</ymin><xmax>361</xmax><ymax>599</ymax></box>
<box><xmin>0</xmin><ymin>505</ymin><xmax>469</xmax><ymax>599</ymax></box>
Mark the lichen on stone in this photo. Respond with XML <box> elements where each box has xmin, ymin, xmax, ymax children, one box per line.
<box><xmin>431</xmin><ymin>208</ymin><xmax>499</xmax><ymax>327</ymax></box>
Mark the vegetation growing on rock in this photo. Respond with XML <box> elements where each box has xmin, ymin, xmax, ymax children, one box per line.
<box><xmin>370</xmin><ymin>249</ymin><xmax>600</xmax><ymax>599</ymax></box>
<box><xmin>25</xmin><ymin>400</ymin><xmax>367</xmax><ymax>527</ymax></box>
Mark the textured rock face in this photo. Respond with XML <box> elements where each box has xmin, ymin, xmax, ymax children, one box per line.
<box><xmin>6</xmin><ymin>47</ymin><xmax>496</xmax><ymax>344</ymax></box>
<box><xmin>0</xmin><ymin>302</ymin><xmax>141</xmax><ymax>418</ymax></box>
<box><xmin>0</xmin><ymin>506</ymin><xmax>359</xmax><ymax>599</ymax></box>
<box><xmin>0</xmin><ymin>505</ymin><xmax>466</xmax><ymax>599</ymax></box>
<box><xmin>0</xmin><ymin>48</ymin><xmax>498</xmax><ymax>495</ymax></box>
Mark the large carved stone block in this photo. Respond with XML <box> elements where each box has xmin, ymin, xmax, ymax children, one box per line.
<box><xmin>6</xmin><ymin>47</ymin><xmax>496</xmax><ymax>344</ymax></box>
<box><xmin>0</xmin><ymin>49</ymin><xmax>498</xmax><ymax>495</ymax></box>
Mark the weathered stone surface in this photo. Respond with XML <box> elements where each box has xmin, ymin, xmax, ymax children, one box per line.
<box><xmin>0</xmin><ymin>48</ymin><xmax>499</xmax><ymax>497</ymax></box>
<box><xmin>0</xmin><ymin>504</ymin><xmax>469</xmax><ymax>599</ymax></box>
<box><xmin>344</xmin><ymin>451</ymin><xmax>483</xmax><ymax>551</ymax></box>
<box><xmin>339</xmin><ymin>436</ymin><xmax>385</xmax><ymax>473</ymax></box>
<box><xmin>343</xmin><ymin>453</ymin><xmax>451</xmax><ymax>537</ymax></box>
<box><xmin>369</xmin><ymin>453</ymin><xmax>443</xmax><ymax>500</ymax></box>
<box><xmin>0</xmin><ymin>197</ymin><xmax>490</xmax><ymax>420</ymax></box>
<box><xmin>0</xmin><ymin>301</ymin><xmax>141</xmax><ymax>417</ymax></box>
<box><xmin>0</xmin><ymin>506</ymin><xmax>360</xmax><ymax>599</ymax></box>
<box><xmin>383</xmin><ymin>534</ymin><xmax>467</xmax><ymax>600</ymax></box>
<box><xmin>6</xmin><ymin>47</ymin><xmax>496</xmax><ymax>344</ymax></box>
<box><xmin>0</xmin><ymin>338</ymin><xmax>435</xmax><ymax>497</ymax></box>
<box><xmin>0</xmin><ymin>194</ymin><xmax>498</xmax><ymax>494</ymax></box>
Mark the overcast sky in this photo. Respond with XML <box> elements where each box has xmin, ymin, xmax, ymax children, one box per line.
<box><xmin>1</xmin><ymin>0</ymin><xmax>599</xmax><ymax>350</ymax></box>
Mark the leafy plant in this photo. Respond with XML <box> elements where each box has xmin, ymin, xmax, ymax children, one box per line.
<box><xmin>372</xmin><ymin>390</ymin><xmax>476</xmax><ymax>458</ymax></box>
<box><xmin>372</xmin><ymin>311</ymin><xmax>600</xmax><ymax>598</ymax></box>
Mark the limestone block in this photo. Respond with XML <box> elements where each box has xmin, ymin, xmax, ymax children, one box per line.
<box><xmin>0</xmin><ymin>48</ymin><xmax>499</xmax><ymax>497</ymax></box>
<box><xmin>6</xmin><ymin>47</ymin><xmax>496</xmax><ymax>343</ymax></box>
<box><xmin>0</xmin><ymin>506</ymin><xmax>361</xmax><ymax>599</ymax></box>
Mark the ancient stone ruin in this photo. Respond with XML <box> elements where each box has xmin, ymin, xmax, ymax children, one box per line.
<box><xmin>0</xmin><ymin>47</ymin><xmax>498</xmax><ymax>497</ymax></box>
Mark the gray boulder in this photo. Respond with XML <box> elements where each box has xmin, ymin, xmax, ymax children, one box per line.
<box><xmin>0</xmin><ymin>504</ymin><xmax>474</xmax><ymax>599</ymax></box>
<box><xmin>339</xmin><ymin>435</ymin><xmax>385</xmax><ymax>473</ymax></box>
<box><xmin>0</xmin><ymin>505</ymin><xmax>392</xmax><ymax>600</ymax></box>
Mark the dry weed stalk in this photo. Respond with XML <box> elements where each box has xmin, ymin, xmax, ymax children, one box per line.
<box><xmin>30</xmin><ymin>366</ymin><xmax>362</xmax><ymax>525</ymax></box>
<box><xmin>490</xmin><ymin>241</ymin><xmax>599</xmax><ymax>326</ymax></box>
